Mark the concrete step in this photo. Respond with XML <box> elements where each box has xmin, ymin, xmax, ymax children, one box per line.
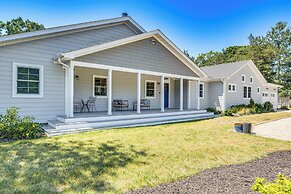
<box><xmin>45</xmin><ymin>114</ymin><xmax>214</xmax><ymax>136</ymax></box>
<box><xmin>57</xmin><ymin>110</ymin><xmax>207</xmax><ymax>123</ymax></box>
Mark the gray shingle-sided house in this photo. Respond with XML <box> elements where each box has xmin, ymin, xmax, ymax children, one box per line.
<box><xmin>0</xmin><ymin>16</ymin><xmax>281</xmax><ymax>135</ymax></box>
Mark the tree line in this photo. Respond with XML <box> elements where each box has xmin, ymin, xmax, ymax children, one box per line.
<box><xmin>185</xmin><ymin>22</ymin><xmax>290</xmax><ymax>96</ymax></box>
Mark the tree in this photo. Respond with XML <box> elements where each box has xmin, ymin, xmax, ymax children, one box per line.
<box><xmin>0</xmin><ymin>17</ymin><xmax>45</xmax><ymax>36</ymax></box>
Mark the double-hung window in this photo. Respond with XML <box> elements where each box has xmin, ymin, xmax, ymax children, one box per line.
<box><xmin>243</xmin><ymin>86</ymin><xmax>251</xmax><ymax>99</ymax></box>
<box><xmin>13</xmin><ymin>63</ymin><xmax>43</xmax><ymax>98</ymax></box>
<box><xmin>199</xmin><ymin>83</ymin><xmax>204</xmax><ymax>98</ymax></box>
<box><xmin>93</xmin><ymin>75</ymin><xmax>107</xmax><ymax>97</ymax></box>
<box><xmin>228</xmin><ymin>84</ymin><xmax>236</xmax><ymax>92</ymax></box>
<box><xmin>145</xmin><ymin>80</ymin><xmax>156</xmax><ymax>98</ymax></box>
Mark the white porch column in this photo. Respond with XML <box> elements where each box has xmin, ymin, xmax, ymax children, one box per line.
<box><xmin>137</xmin><ymin>72</ymin><xmax>141</xmax><ymax>114</ymax></box>
<box><xmin>160</xmin><ymin>75</ymin><xmax>165</xmax><ymax>112</ymax></box>
<box><xmin>222</xmin><ymin>79</ymin><xmax>226</xmax><ymax>112</ymax></box>
<box><xmin>197</xmin><ymin>80</ymin><xmax>200</xmax><ymax>110</ymax></box>
<box><xmin>65</xmin><ymin>61</ymin><xmax>74</xmax><ymax>117</ymax></box>
<box><xmin>107</xmin><ymin>69</ymin><xmax>112</xmax><ymax>115</ymax></box>
<box><xmin>180</xmin><ymin>78</ymin><xmax>183</xmax><ymax>111</ymax></box>
<box><xmin>187</xmin><ymin>80</ymin><xmax>191</xmax><ymax>110</ymax></box>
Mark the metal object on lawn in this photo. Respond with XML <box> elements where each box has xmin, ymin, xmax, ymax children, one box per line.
<box><xmin>234</xmin><ymin>123</ymin><xmax>243</xmax><ymax>133</ymax></box>
<box><xmin>243</xmin><ymin>123</ymin><xmax>252</xmax><ymax>134</ymax></box>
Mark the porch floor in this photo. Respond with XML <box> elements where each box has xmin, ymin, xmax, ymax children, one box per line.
<box><xmin>59</xmin><ymin>108</ymin><xmax>200</xmax><ymax>119</ymax></box>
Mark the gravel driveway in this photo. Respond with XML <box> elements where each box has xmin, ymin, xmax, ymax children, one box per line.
<box><xmin>252</xmin><ymin>117</ymin><xmax>291</xmax><ymax>141</ymax></box>
<box><xmin>128</xmin><ymin>151</ymin><xmax>291</xmax><ymax>194</ymax></box>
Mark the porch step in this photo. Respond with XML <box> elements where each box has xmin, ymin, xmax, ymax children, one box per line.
<box><xmin>57</xmin><ymin>110</ymin><xmax>207</xmax><ymax>123</ymax></box>
<box><xmin>45</xmin><ymin>111</ymin><xmax>214</xmax><ymax>136</ymax></box>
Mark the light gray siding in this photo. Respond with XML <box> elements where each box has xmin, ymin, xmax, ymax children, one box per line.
<box><xmin>199</xmin><ymin>82</ymin><xmax>209</xmax><ymax>109</ymax></box>
<box><xmin>0</xmin><ymin>24</ymin><xmax>137</xmax><ymax>122</ymax></box>
<box><xmin>75</xmin><ymin>38</ymin><xmax>199</xmax><ymax>77</ymax></box>
<box><xmin>225</xmin><ymin>64</ymin><xmax>263</xmax><ymax>109</ymax></box>
<box><xmin>208</xmin><ymin>82</ymin><xmax>224</xmax><ymax>110</ymax></box>
<box><xmin>74</xmin><ymin>67</ymin><xmax>182</xmax><ymax>111</ymax></box>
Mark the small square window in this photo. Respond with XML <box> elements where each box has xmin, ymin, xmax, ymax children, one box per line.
<box><xmin>242</xmin><ymin>75</ymin><xmax>245</xmax><ymax>82</ymax></box>
<box><xmin>250</xmin><ymin>76</ymin><xmax>253</xmax><ymax>83</ymax></box>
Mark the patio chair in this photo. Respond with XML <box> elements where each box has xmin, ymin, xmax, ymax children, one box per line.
<box><xmin>73</xmin><ymin>100</ymin><xmax>82</xmax><ymax>113</ymax></box>
<box><xmin>88</xmin><ymin>97</ymin><xmax>97</xmax><ymax>112</ymax></box>
<box><xmin>133</xmin><ymin>99</ymin><xmax>150</xmax><ymax>111</ymax></box>
<box><xmin>113</xmin><ymin>99</ymin><xmax>129</xmax><ymax>111</ymax></box>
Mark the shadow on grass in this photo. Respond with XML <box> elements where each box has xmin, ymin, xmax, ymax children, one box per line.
<box><xmin>0</xmin><ymin>139</ymin><xmax>147</xmax><ymax>193</ymax></box>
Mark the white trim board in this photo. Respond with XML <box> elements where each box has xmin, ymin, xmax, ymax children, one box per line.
<box><xmin>72</xmin><ymin>61</ymin><xmax>201</xmax><ymax>81</ymax></box>
<box><xmin>60</xmin><ymin>30</ymin><xmax>207</xmax><ymax>78</ymax></box>
<box><xmin>12</xmin><ymin>62</ymin><xmax>44</xmax><ymax>98</ymax></box>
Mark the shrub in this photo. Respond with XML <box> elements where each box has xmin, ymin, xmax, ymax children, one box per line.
<box><xmin>263</xmin><ymin>101</ymin><xmax>274</xmax><ymax>112</ymax></box>
<box><xmin>206</xmin><ymin>107</ymin><xmax>221</xmax><ymax>115</ymax></box>
<box><xmin>280</xmin><ymin>106</ymin><xmax>290</xmax><ymax>110</ymax></box>
<box><xmin>0</xmin><ymin>107</ymin><xmax>42</xmax><ymax>140</ymax></box>
<box><xmin>249</xmin><ymin>98</ymin><xmax>255</xmax><ymax>108</ymax></box>
<box><xmin>255</xmin><ymin>103</ymin><xmax>264</xmax><ymax>114</ymax></box>
<box><xmin>252</xmin><ymin>173</ymin><xmax>291</xmax><ymax>194</ymax></box>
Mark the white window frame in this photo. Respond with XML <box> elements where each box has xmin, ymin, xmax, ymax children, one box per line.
<box><xmin>145</xmin><ymin>80</ymin><xmax>156</xmax><ymax>99</ymax></box>
<box><xmin>242</xmin><ymin>74</ymin><xmax>246</xmax><ymax>83</ymax></box>
<box><xmin>228</xmin><ymin>84</ymin><xmax>236</xmax><ymax>92</ymax></box>
<box><xmin>257</xmin><ymin>87</ymin><xmax>260</xmax><ymax>94</ymax></box>
<box><xmin>12</xmin><ymin>62</ymin><xmax>44</xmax><ymax>98</ymax></box>
<box><xmin>199</xmin><ymin>82</ymin><xmax>204</xmax><ymax>99</ymax></box>
<box><xmin>250</xmin><ymin>76</ymin><xmax>254</xmax><ymax>84</ymax></box>
<box><xmin>93</xmin><ymin>75</ymin><xmax>108</xmax><ymax>98</ymax></box>
<box><xmin>243</xmin><ymin>85</ymin><xmax>252</xmax><ymax>99</ymax></box>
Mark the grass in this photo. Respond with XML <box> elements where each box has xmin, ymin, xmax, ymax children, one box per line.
<box><xmin>1</xmin><ymin>112</ymin><xmax>291</xmax><ymax>193</ymax></box>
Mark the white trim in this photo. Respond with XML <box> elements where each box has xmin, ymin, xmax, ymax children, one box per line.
<box><xmin>242</xmin><ymin>74</ymin><xmax>246</xmax><ymax>83</ymax></box>
<box><xmin>250</xmin><ymin>76</ymin><xmax>254</xmax><ymax>84</ymax></box>
<box><xmin>199</xmin><ymin>82</ymin><xmax>204</xmax><ymax>99</ymax></box>
<box><xmin>137</xmin><ymin>72</ymin><xmax>141</xmax><ymax>114</ymax></box>
<box><xmin>145</xmin><ymin>80</ymin><xmax>156</xmax><ymax>99</ymax></box>
<box><xmin>73</xmin><ymin>61</ymin><xmax>200</xmax><ymax>81</ymax></box>
<box><xmin>107</xmin><ymin>69</ymin><xmax>112</xmax><ymax>115</ymax></box>
<box><xmin>228</xmin><ymin>83</ymin><xmax>236</xmax><ymax>92</ymax></box>
<box><xmin>187</xmin><ymin>80</ymin><xmax>191</xmax><ymax>109</ymax></box>
<box><xmin>12</xmin><ymin>62</ymin><xmax>44</xmax><ymax>98</ymax></box>
<box><xmin>160</xmin><ymin>76</ymin><xmax>165</xmax><ymax>112</ymax></box>
<box><xmin>222</xmin><ymin>79</ymin><xmax>227</xmax><ymax>111</ymax></box>
<box><xmin>93</xmin><ymin>75</ymin><xmax>108</xmax><ymax>98</ymax></box>
<box><xmin>0</xmin><ymin>16</ymin><xmax>146</xmax><ymax>46</ymax></box>
<box><xmin>180</xmin><ymin>78</ymin><xmax>183</xmax><ymax>111</ymax></box>
<box><xmin>61</xmin><ymin>30</ymin><xmax>207</xmax><ymax>78</ymax></box>
<box><xmin>197</xmin><ymin>80</ymin><xmax>201</xmax><ymax>110</ymax></box>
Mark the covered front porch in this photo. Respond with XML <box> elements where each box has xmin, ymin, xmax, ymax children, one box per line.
<box><xmin>65</xmin><ymin>60</ymin><xmax>202</xmax><ymax>118</ymax></box>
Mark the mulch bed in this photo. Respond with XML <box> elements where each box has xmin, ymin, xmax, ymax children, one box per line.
<box><xmin>128</xmin><ymin>151</ymin><xmax>291</xmax><ymax>194</ymax></box>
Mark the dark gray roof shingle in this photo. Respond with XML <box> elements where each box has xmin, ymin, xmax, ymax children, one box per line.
<box><xmin>201</xmin><ymin>60</ymin><xmax>251</xmax><ymax>78</ymax></box>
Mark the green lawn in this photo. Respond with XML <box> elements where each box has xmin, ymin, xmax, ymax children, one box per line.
<box><xmin>1</xmin><ymin>112</ymin><xmax>291</xmax><ymax>193</ymax></box>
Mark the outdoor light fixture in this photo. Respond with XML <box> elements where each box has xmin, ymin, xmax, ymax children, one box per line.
<box><xmin>151</xmin><ymin>39</ymin><xmax>156</xmax><ymax>44</ymax></box>
<box><xmin>75</xmin><ymin>75</ymin><xmax>79</xmax><ymax>80</ymax></box>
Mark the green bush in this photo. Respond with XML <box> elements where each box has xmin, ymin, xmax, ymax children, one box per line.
<box><xmin>0</xmin><ymin>107</ymin><xmax>42</xmax><ymax>140</ymax></box>
<box><xmin>263</xmin><ymin>101</ymin><xmax>274</xmax><ymax>112</ymax></box>
<box><xmin>224</xmin><ymin>99</ymin><xmax>273</xmax><ymax>116</ymax></box>
<box><xmin>252</xmin><ymin>173</ymin><xmax>291</xmax><ymax>194</ymax></box>
<box><xmin>206</xmin><ymin>107</ymin><xmax>222</xmax><ymax>115</ymax></box>
<box><xmin>280</xmin><ymin>106</ymin><xmax>290</xmax><ymax>110</ymax></box>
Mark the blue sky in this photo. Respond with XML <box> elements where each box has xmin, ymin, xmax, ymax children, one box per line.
<box><xmin>1</xmin><ymin>0</ymin><xmax>290</xmax><ymax>57</ymax></box>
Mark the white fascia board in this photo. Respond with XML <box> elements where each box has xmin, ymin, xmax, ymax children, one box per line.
<box><xmin>0</xmin><ymin>16</ymin><xmax>145</xmax><ymax>46</ymax></box>
<box><xmin>62</xmin><ymin>30</ymin><xmax>206</xmax><ymax>78</ymax></box>
<box><xmin>72</xmin><ymin>60</ymin><xmax>200</xmax><ymax>81</ymax></box>
<box><xmin>63</xmin><ymin>30</ymin><xmax>159</xmax><ymax>59</ymax></box>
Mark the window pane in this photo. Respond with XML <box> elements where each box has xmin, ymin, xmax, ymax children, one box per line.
<box><xmin>29</xmin><ymin>74</ymin><xmax>39</xmax><ymax>81</ymax></box>
<box><xmin>29</xmin><ymin>87</ymin><xmax>39</xmax><ymax>94</ymax></box>
<box><xmin>17</xmin><ymin>87</ymin><xmax>28</xmax><ymax>94</ymax></box>
<box><xmin>147</xmin><ymin>82</ymin><xmax>154</xmax><ymax>89</ymax></box>
<box><xmin>94</xmin><ymin>77</ymin><xmax>107</xmax><ymax>96</ymax></box>
<box><xmin>248</xmin><ymin>87</ymin><xmax>252</xmax><ymax>98</ymax></box>
<box><xmin>228</xmin><ymin>85</ymin><xmax>232</xmax><ymax>91</ymax></box>
<box><xmin>232</xmin><ymin>85</ymin><xmax>235</xmax><ymax>91</ymax></box>
<box><xmin>18</xmin><ymin>73</ymin><xmax>29</xmax><ymax>80</ymax></box>
<box><xmin>28</xmin><ymin>82</ymin><xmax>39</xmax><ymax>88</ymax></box>
<box><xmin>243</xmin><ymin>86</ymin><xmax>247</xmax><ymax>98</ymax></box>
<box><xmin>147</xmin><ymin>90</ymin><xmax>154</xmax><ymax>97</ymax></box>
<box><xmin>17</xmin><ymin>81</ymin><xmax>28</xmax><ymax>87</ymax></box>
<box><xmin>17</xmin><ymin>67</ymin><xmax>28</xmax><ymax>74</ymax></box>
<box><xmin>29</xmin><ymin>68</ymin><xmax>39</xmax><ymax>74</ymax></box>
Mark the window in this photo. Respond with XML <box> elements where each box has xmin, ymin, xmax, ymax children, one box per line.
<box><xmin>242</xmin><ymin>75</ymin><xmax>245</xmax><ymax>82</ymax></box>
<box><xmin>228</xmin><ymin>84</ymin><xmax>236</xmax><ymax>92</ymax></box>
<box><xmin>145</xmin><ymin>80</ymin><xmax>156</xmax><ymax>98</ymax></box>
<box><xmin>250</xmin><ymin>76</ymin><xmax>253</xmax><ymax>84</ymax></box>
<box><xmin>271</xmin><ymin>93</ymin><xmax>275</xmax><ymax>97</ymax></box>
<box><xmin>243</xmin><ymin>86</ymin><xmax>251</xmax><ymax>99</ymax></box>
<box><xmin>257</xmin><ymin>87</ymin><xmax>260</xmax><ymax>93</ymax></box>
<box><xmin>93</xmin><ymin>75</ymin><xmax>107</xmax><ymax>97</ymax></box>
<box><xmin>263</xmin><ymin>93</ymin><xmax>268</xmax><ymax>97</ymax></box>
<box><xmin>12</xmin><ymin>63</ymin><xmax>43</xmax><ymax>98</ymax></box>
<box><xmin>199</xmin><ymin>83</ymin><xmax>204</xmax><ymax>98</ymax></box>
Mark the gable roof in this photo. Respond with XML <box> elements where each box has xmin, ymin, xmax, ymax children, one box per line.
<box><xmin>201</xmin><ymin>60</ymin><xmax>251</xmax><ymax>79</ymax></box>
<box><xmin>57</xmin><ymin>30</ymin><xmax>207</xmax><ymax>78</ymax></box>
<box><xmin>0</xmin><ymin>16</ymin><xmax>146</xmax><ymax>46</ymax></box>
